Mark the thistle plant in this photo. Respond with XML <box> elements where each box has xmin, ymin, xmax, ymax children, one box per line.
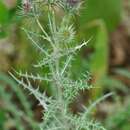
<box><xmin>10</xmin><ymin>0</ymin><xmax>110</xmax><ymax>130</ymax></box>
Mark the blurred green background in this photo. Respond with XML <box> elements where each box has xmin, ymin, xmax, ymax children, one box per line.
<box><xmin>0</xmin><ymin>0</ymin><xmax>130</xmax><ymax>130</ymax></box>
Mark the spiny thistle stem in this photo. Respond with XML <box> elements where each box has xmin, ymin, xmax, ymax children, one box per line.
<box><xmin>9</xmin><ymin>0</ymin><xmax>111</xmax><ymax>130</ymax></box>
